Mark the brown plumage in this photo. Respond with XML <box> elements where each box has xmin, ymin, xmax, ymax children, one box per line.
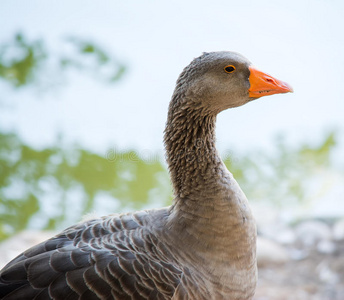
<box><xmin>0</xmin><ymin>51</ymin><xmax>292</xmax><ymax>300</ymax></box>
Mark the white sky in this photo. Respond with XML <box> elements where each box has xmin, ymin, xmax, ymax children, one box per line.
<box><xmin>0</xmin><ymin>0</ymin><xmax>343</xmax><ymax>160</ymax></box>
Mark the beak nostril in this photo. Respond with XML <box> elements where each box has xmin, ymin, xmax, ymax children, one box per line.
<box><xmin>266</xmin><ymin>78</ymin><xmax>274</xmax><ymax>83</ymax></box>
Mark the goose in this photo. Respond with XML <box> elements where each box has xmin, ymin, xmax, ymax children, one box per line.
<box><xmin>0</xmin><ymin>51</ymin><xmax>292</xmax><ymax>300</ymax></box>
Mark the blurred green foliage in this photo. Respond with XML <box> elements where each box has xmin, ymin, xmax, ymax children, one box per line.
<box><xmin>0</xmin><ymin>130</ymin><xmax>338</xmax><ymax>241</ymax></box>
<box><xmin>0</xmin><ymin>132</ymin><xmax>171</xmax><ymax>240</ymax></box>
<box><xmin>0</xmin><ymin>32</ymin><xmax>126</xmax><ymax>89</ymax></box>
<box><xmin>0</xmin><ymin>33</ymin><xmax>46</xmax><ymax>87</ymax></box>
<box><xmin>224</xmin><ymin>132</ymin><xmax>338</xmax><ymax>208</ymax></box>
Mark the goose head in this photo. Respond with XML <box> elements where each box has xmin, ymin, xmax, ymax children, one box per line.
<box><xmin>174</xmin><ymin>51</ymin><xmax>293</xmax><ymax>114</ymax></box>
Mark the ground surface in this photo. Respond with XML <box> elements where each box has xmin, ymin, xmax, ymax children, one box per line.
<box><xmin>255</xmin><ymin>241</ymin><xmax>344</xmax><ymax>299</ymax></box>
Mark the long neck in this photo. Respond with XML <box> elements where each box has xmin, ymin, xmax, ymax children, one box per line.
<box><xmin>163</xmin><ymin>95</ymin><xmax>257</xmax><ymax>297</ymax></box>
<box><xmin>164</xmin><ymin>98</ymin><xmax>228</xmax><ymax>200</ymax></box>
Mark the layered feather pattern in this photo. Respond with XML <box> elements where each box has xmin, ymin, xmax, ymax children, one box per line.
<box><xmin>0</xmin><ymin>209</ymin><xmax>183</xmax><ymax>299</ymax></box>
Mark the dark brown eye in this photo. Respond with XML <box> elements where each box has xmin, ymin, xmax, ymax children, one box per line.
<box><xmin>224</xmin><ymin>65</ymin><xmax>236</xmax><ymax>73</ymax></box>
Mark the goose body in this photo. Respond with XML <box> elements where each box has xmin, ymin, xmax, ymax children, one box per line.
<box><xmin>0</xmin><ymin>51</ymin><xmax>292</xmax><ymax>300</ymax></box>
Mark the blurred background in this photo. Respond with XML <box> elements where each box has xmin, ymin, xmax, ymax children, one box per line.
<box><xmin>0</xmin><ymin>0</ymin><xmax>343</xmax><ymax>299</ymax></box>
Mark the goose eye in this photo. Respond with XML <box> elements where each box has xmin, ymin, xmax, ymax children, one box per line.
<box><xmin>224</xmin><ymin>65</ymin><xmax>236</xmax><ymax>73</ymax></box>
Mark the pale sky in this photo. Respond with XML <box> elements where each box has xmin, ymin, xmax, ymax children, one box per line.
<box><xmin>0</xmin><ymin>0</ymin><xmax>343</xmax><ymax>160</ymax></box>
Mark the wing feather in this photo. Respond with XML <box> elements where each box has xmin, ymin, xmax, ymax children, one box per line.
<box><xmin>0</xmin><ymin>209</ymin><xmax>182</xmax><ymax>299</ymax></box>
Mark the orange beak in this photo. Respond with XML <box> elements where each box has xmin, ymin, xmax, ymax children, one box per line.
<box><xmin>248</xmin><ymin>66</ymin><xmax>293</xmax><ymax>98</ymax></box>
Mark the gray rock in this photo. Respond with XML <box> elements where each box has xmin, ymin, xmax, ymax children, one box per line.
<box><xmin>317</xmin><ymin>239</ymin><xmax>336</xmax><ymax>254</ymax></box>
<box><xmin>257</xmin><ymin>236</ymin><xmax>290</xmax><ymax>267</ymax></box>
<box><xmin>333</xmin><ymin>219</ymin><xmax>344</xmax><ymax>241</ymax></box>
<box><xmin>289</xmin><ymin>248</ymin><xmax>309</xmax><ymax>260</ymax></box>
<box><xmin>295</xmin><ymin>220</ymin><xmax>332</xmax><ymax>246</ymax></box>
<box><xmin>316</xmin><ymin>261</ymin><xmax>339</xmax><ymax>284</ymax></box>
<box><xmin>274</xmin><ymin>227</ymin><xmax>296</xmax><ymax>245</ymax></box>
